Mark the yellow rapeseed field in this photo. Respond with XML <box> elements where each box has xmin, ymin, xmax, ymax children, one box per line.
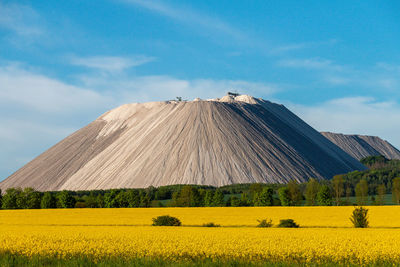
<box><xmin>1</xmin><ymin>207</ymin><xmax>400</xmax><ymax>264</ymax></box>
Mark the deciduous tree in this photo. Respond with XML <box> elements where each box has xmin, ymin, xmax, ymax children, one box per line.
<box><xmin>254</xmin><ymin>187</ymin><xmax>274</xmax><ymax>206</ymax></box>
<box><xmin>126</xmin><ymin>190</ymin><xmax>140</xmax><ymax>208</ymax></box>
<box><xmin>355</xmin><ymin>180</ymin><xmax>368</xmax><ymax>205</ymax></box>
<box><xmin>41</xmin><ymin>192</ymin><xmax>56</xmax><ymax>209</ymax></box>
<box><xmin>204</xmin><ymin>190</ymin><xmax>214</xmax><ymax>207</ymax></box>
<box><xmin>230</xmin><ymin>196</ymin><xmax>241</xmax><ymax>207</ymax></box>
<box><xmin>85</xmin><ymin>192</ymin><xmax>98</xmax><ymax>208</ymax></box>
<box><xmin>305</xmin><ymin>178</ymin><xmax>319</xmax><ymax>206</ymax></box>
<box><xmin>25</xmin><ymin>188</ymin><xmax>41</xmax><ymax>209</ymax></box>
<box><xmin>240</xmin><ymin>192</ymin><xmax>251</xmax><ymax>206</ymax></box>
<box><xmin>212</xmin><ymin>190</ymin><xmax>225</xmax><ymax>207</ymax></box>
<box><xmin>2</xmin><ymin>188</ymin><xmax>21</xmax><ymax>209</ymax></box>
<box><xmin>57</xmin><ymin>190</ymin><xmax>76</xmax><ymax>208</ymax></box>
<box><xmin>139</xmin><ymin>192</ymin><xmax>151</xmax><ymax>208</ymax></box>
<box><xmin>377</xmin><ymin>184</ymin><xmax>386</xmax><ymax>205</ymax></box>
<box><xmin>392</xmin><ymin>178</ymin><xmax>400</xmax><ymax>204</ymax></box>
<box><xmin>332</xmin><ymin>175</ymin><xmax>344</xmax><ymax>205</ymax></box>
<box><xmin>288</xmin><ymin>180</ymin><xmax>302</xmax><ymax>206</ymax></box>
<box><xmin>278</xmin><ymin>187</ymin><xmax>290</xmax><ymax>206</ymax></box>
<box><xmin>317</xmin><ymin>185</ymin><xmax>332</xmax><ymax>206</ymax></box>
<box><xmin>174</xmin><ymin>185</ymin><xmax>202</xmax><ymax>207</ymax></box>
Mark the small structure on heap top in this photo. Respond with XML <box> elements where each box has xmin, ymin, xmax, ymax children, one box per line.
<box><xmin>227</xmin><ymin>91</ymin><xmax>240</xmax><ymax>97</ymax></box>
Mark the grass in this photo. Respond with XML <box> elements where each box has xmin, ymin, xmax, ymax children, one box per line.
<box><xmin>340</xmin><ymin>194</ymin><xmax>395</xmax><ymax>206</ymax></box>
<box><xmin>0</xmin><ymin>253</ymin><xmax>394</xmax><ymax>267</ymax></box>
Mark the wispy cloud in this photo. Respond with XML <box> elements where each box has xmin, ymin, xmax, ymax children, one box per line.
<box><xmin>376</xmin><ymin>62</ymin><xmax>400</xmax><ymax>73</ymax></box>
<box><xmin>278</xmin><ymin>58</ymin><xmax>400</xmax><ymax>93</ymax></box>
<box><xmin>0</xmin><ymin>2</ymin><xmax>44</xmax><ymax>37</ymax></box>
<box><xmin>272</xmin><ymin>39</ymin><xmax>338</xmax><ymax>54</ymax></box>
<box><xmin>277</xmin><ymin>57</ymin><xmax>361</xmax><ymax>87</ymax></box>
<box><xmin>70</xmin><ymin>55</ymin><xmax>155</xmax><ymax>72</ymax></box>
<box><xmin>374</xmin><ymin>63</ymin><xmax>400</xmax><ymax>91</ymax></box>
<box><xmin>278</xmin><ymin>58</ymin><xmax>344</xmax><ymax>71</ymax></box>
<box><xmin>120</xmin><ymin>0</ymin><xmax>245</xmax><ymax>40</ymax></box>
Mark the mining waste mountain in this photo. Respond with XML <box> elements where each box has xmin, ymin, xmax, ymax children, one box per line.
<box><xmin>0</xmin><ymin>94</ymin><xmax>366</xmax><ymax>191</ymax></box>
<box><xmin>321</xmin><ymin>132</ymin><xmax>400</xmax><ymax>160</ymax></box>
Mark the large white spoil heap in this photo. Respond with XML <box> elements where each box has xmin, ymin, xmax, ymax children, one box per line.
<box><xmin>0</xmin><ymin>94</ymin><xmax>366</xmax><ymax>191</ymax></box>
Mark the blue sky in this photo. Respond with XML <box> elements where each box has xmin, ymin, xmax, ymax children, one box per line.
<box><xmin>1</xmin><ymin>0</ymin><xmax>400</xmax><ymax>180</ymax></box>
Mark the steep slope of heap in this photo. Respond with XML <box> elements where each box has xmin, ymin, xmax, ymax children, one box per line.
<box><xmin>321</xmin><ymin>132</ymin><xmax>400</xmax><ymax>160</ymax></box>
<box><xmin>0</xmin><ymin>95</ymin><xmax>366</xmax><ymax>191</ymax></box>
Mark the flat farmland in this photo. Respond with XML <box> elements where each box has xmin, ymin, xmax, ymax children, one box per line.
<box><xmin>1</xmin><ymin>207</ymin><xmax>400</xmax><ymax>265</ymax></box>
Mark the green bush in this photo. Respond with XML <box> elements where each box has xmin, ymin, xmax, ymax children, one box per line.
<box><xmin>257</xmin><ymin>219</ymin><xmax>273</xmax><ymax>228</ymax></box>
<box><xmin>152</xmin><ymin>215</ymin><xmax>181</xmax><ymax>226</ymax></box>
<box><xmin>350</xmin><ymin>206</ymin><xmax>369</xmax><ymax>228</ymax></box>
<box><xmin>202</xmin><ymin>222</ymin><xmax>220</xmax><ymax>227</ymax></box>
<box><xmin>277</xmin><ymin>219</ymin><xmax>299</xmax><ymax>228</ymax></box>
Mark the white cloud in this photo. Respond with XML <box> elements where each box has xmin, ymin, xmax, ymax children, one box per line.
<box><xmin>70</xmin><ymin>55</ymin><xmax>155</xmax><ymax>72</ymax></box>
<box><xmin>0</xmin><ymin>2</ymin><xmax>44</xmax><ymax>36</ymax></box>
<box><xmin>0</xmin><ymin>63</ymin><xmax>110</xmax><ymax>113</ymax></box>
<box><xmin>288</xmin><ymin>97</ymin><xmax>400</xmax><ymax>149</ymax></box>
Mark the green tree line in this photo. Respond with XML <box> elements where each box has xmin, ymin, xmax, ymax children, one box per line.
<box><xmin>1</xmin><ymin>156</ymin><xmax>400</xmax><ymax>209</ymax></box>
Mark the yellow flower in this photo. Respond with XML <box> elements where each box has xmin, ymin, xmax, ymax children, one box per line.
<box><xmin>0</xmin><ymin>206</ymin><xmax>399</xmax><ymax>264</ymax></box>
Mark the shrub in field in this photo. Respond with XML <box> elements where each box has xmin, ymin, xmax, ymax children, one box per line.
<box><xmin>202</xmin><ymin>222</ymin><xmax>220</xmax><ymax>227</ymax></box>
<box><xmin>277</xmin><ymin>219</ymin><xmax>299</xmax><ymax>228</ymax></box>
<box><xmin>152</xmin><ymin>215</ymin><xmax>181</xmax><ymax>226</ymax></box>
<box><xmin>257</xmin><ymin>219</ymin><xmax>273</xmax><ymax>228</ymax></box>
<box><xmin>350</xmin><ymin>206</ymin><xmax>369</xmax><ymax>228</ymax></box>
